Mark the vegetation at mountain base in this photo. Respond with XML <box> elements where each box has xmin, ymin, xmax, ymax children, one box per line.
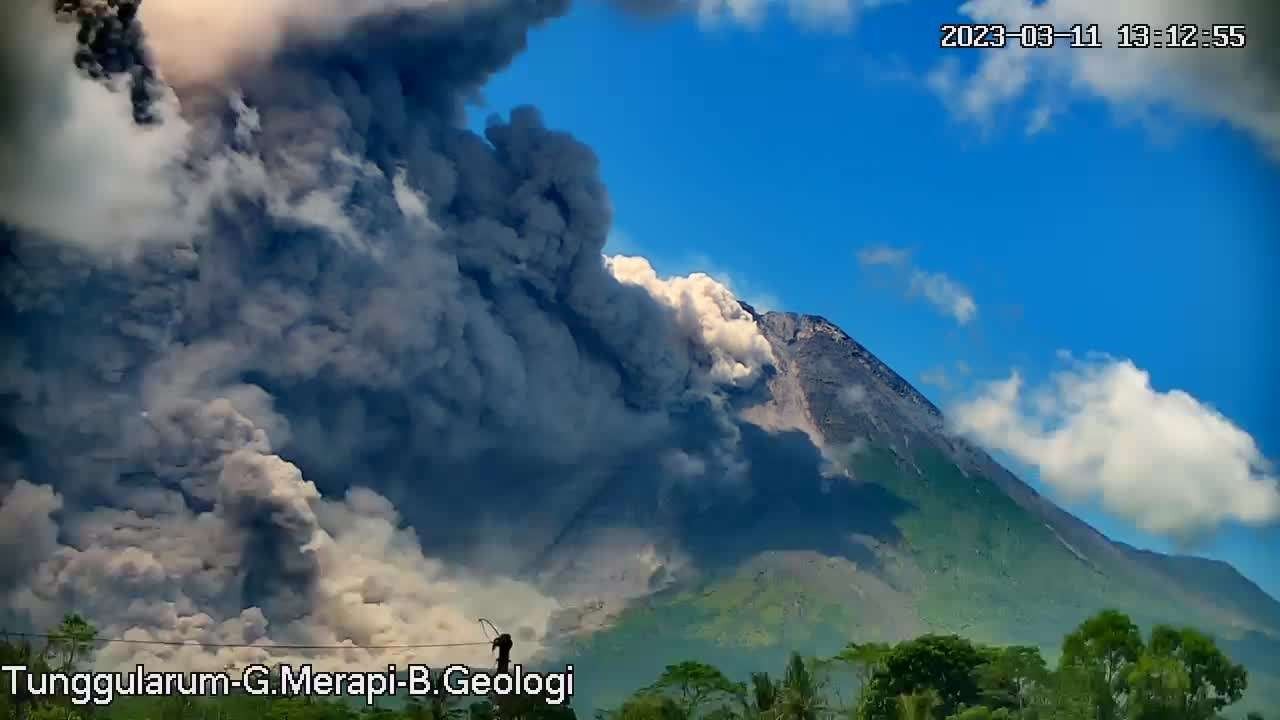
<box><xmin>557</xmin><ymin>445</ymin><xmax>1280</xmax><ymax>715</ymax></box>
<box><xmin>1</xmin><ymin>611</ymin><xmax>1271</xmax><ymax>720</ymax></box>
<box><xmin>590</xmin><ymin>610</ymin><xmax>1265</xmax><ymax>720</ymax></box>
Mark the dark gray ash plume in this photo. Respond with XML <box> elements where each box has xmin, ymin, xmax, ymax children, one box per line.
<box><xmin>0</xmin><ymin>0</ymin><xmax>779</xmax><ymax>670</ymax></box>
<box><xmin>55</xmin><ymin>0</ymin><xmax>158</xmax><ymax>122</ymax></box>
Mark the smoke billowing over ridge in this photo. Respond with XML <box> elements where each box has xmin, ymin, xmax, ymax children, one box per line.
<box><xmin>0</xmin><ymin>0</ymin><xmax>780</xmax><ymax>670</ymax></box>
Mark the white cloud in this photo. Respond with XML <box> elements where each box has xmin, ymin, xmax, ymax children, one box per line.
<box><xmin>909</xmin><ymin>269</ymin><xmax>978</xmax><ymax>325</ymax></box>
<box><xmin>920</xmin><ymin>367</ymin><xmax>951</xmax><ymax>391</ymax></box>
<box><xmin>949</xmin><ymin>355</ymin><xmax>1280</xmax><ymax>537</ymax></box>
<box><xmin>857</xmin><ymin>245</ymin><xmax>911</xmax><ymax>267</ymax></box>
<box><xmin>693</xmin><ymin>0</ymin><xmax>901</xmax><ymax>32</ymax></box>
<box><xmin>857</xmin><ymin>245</ymin><xmax>979</xmax><ymax>325</ymax></box>
<box><xmin>932</xmin><ymin>0</ymin><xmax>1280</xmax><ymax>157</ymax></box>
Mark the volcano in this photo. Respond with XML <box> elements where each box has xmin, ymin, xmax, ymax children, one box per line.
<box><xmin>3</xmin><ymin>3</ymin><xmax>1276</xmax><ymax>717</ymax></box>
<box><xmin>542</xmin><ymin>308</ymin><xmax>1280</xmax><ymax>715</ymax></box>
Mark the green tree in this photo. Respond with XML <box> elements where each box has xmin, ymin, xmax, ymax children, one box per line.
<box><xmin>472</xmin><ymin>700</ymin><xmax>499</xmax><ymax>720</ymax></box>
<box><xmin>1125</xmin><ymin>652</ymin><xmax>1190</xmax><ymax>720</ymax></box>
<box><xmin>742</xmin><ymin>672</ymin><xmax>779</xmax><ymax>720</ymax></box>
<box><xmin>976</xmin><ymin>646</ymin><xmax>1048</xmax><ymax>713</ymax></box>
<box><xmin>704</xmin><ymin>706</ymin><xmax>740</xmax><ymax>720</ymax></box>
<box><xmin>644</xmin><ymin>662</ymin><xmax>739</xmax><ymax>719</ymax></box>
<box><xmin>493</xmin><ymin>693</ymin><xmax>577</xmax><ymax>720</ymax></box>
<box><xmin>833</xmin><ymin>643</ymin><xmax>892</xmax><ymax>710</ymax></box>
<box><xmin>1129</xmin><ymin>626</ymin><xmax>1246</xmax><ymax>720</ymax></box>
<box><xmin>1059</xmin><ymin>610</ymin><xmax>1144</xmax><ymax>720</ymax></box>
<box><xmin>1</xmin><ymin>637</ymin><xmax>53</xmax><ymax>720</ymax></box>
<box><xmin>896</xmin><ymin>692</ymin><xmax>938</xmax><ymax>720</ymax></box>
<box><xmin>835</xmin><ymin>644</ymin><xmax>892</xmax><ymax>693</ymax></box>
<box><xmin>46</xmin><ymin>613</ymin><xmax>97</xmax><ymax>673</ymax></box>
<box><xmin>407</xmin><ymin>698</ymin><xmax>435</xmax><ymax>720</ymax></box>
<box><xmin>614</xmin><ymin>694</ymin><xmax>690</xmax><ymax>720</ymax></box>
<box><xmin>159</xmin><ymin>694</ymin><xmax>200</xmax><ymax>720</ymax></box>
<box><xmin>949</xmin><ymin>708</ymin><xmax>992</xmax><ymax>720</ymax></box>
<box><xmin>1028</xmin><ymin>667</ymin><xmax>1094</xmax><ymax>720</ymax></box>
<box><xmin>775</xmin><ymin>653</ymin><xmax>828</xmax><ymax>720</ymax></box>
<box><xmin>860</xmin><ymin>636</ymin><xmax>988</xmax><ymax>720</ymax></box>
<box><xmin>28</xmin><ymin>704</ymin><xmax>82</xmax><ymax>720</ymax></box>
<box><xmin>420</xmin><ymin>669</ymin><xmax>467</xmax><ymax>720</ymax></box>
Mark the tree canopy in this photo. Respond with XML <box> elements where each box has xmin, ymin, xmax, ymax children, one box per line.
<box><xmin>858</xmin><ymin>634</ymin><xmax>989</xmax><ymax>720</ymax></box>
<box><xmin>0</xmin><ymin>610</ymin><xmax>1263</xmax><ymax>720</ymax></box>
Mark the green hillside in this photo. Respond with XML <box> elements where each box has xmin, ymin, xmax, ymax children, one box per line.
<box><xmin>551</xmin><ymin>445</ymin><xmax>1280</xmax><ymax>718</ymax></box>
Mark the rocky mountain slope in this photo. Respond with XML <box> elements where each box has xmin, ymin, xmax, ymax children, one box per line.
<box><xmin>545</xmin><ymin>309</ymin><xmax>1280</xmax><ymax>715</ymax></box>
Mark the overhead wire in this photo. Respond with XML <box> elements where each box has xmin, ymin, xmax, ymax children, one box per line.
<box><xmin>0</xmin><ymin>631</ymin><xmax>492</xmax><ymax>650</ymax></box>
<box><xmin>0</xmin><ymin>619</ymin><xmax>580</xmax><ymax>676</ymax></box>
<box><xmin>477</xmin><ymin>618</ymin><xmax>501</xmax><ymax>642</ymax></box>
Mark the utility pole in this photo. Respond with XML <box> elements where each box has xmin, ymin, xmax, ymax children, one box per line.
<box><xmin>492</xmin><ymin>633</ymin><xmax>514</xmax><ymax>675</ymax></box>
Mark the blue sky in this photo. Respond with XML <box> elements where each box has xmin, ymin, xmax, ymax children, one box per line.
<box><xmin>469</xmin><ymin>1</ymin><xmax>1279</xmax><ymax>597</ymax></box>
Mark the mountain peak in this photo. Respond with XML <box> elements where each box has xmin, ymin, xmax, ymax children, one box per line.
<box><xmin>748</xmin><ymin>307</ymin><xmax>1280</xmax><ymax>638</ymax></box>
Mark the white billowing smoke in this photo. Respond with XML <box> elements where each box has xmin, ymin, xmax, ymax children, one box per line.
<box><xmin>0</xmin><ymin>3</ymin><xmax>200</xmax><ymax>256</ymax></box>
<box><xmin>139</xmin><ymin>0</ymin><xmax>494</xmax><ymax>86</ymax></box>
<box><xmin>949</xmin><ymin>356</ymin><xmax>1280</xmax><ymax>537</ymax></box>
<box><xmin>607</xmin><ymin>255</ymin><xmax>776</xmax><ymax>387</ymax></box>
<box><xmin>0</xmin><ymin>2</ymin><xmax>374</xmax><ymax>260</ymax></box>
<box><xmin>0</xmin><ymin>481</ymin><xmax>64</xmax><ymax>589</ymax></box>
<box><xmin>2</xmin><ymin>401</ymin><xmax>559</xmax><ymax>671</ymax></box>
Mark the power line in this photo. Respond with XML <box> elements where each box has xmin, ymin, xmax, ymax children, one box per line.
<box><xmin>477</xmin><ymin>618</ymin><xmax>501</xmax><ymax>642</ymax></box>
<box><xmin>2</xmin><ymin>632</ymin><xmax>492</xmax><ymax>650</ymax></box>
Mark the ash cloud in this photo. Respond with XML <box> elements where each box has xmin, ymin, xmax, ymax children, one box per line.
<box><xmin>0</xmin><ymin>2</ymin><xmax>197</xmax><ymax>255</ymax></box>
<box><xmin>1</xmin><ymin>0</ymin><xmax>779</xmax><ymax>669</ymax></box>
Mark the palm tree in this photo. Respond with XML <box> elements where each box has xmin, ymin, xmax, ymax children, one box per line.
<box><xmin>750</xmin><ymin>673</ymin><xmax>779</xmax><ymax>719</ymax></box>
<box><xmin>775</xmin><ymin>654</ymin><xmax>828</xmax><ymax>720</ymax></box>
<box><xmin>427</xmin><ymin>669</ymin><xmax>467</xmax><ymax>720</ymax></box>
<box><xmin>46</xmin><ymin>614</ymin><xmax>96</xmax><ymax>673</ymax></box>
<box><xmin>832</xmin><ymin>643</ymin><xmax>890</xmax><ymax>711</ymax></box>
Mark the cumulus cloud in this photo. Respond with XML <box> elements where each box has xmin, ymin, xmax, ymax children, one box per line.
<box><xmin>909</xmin><ymin>270</ymin><xmax>978</xmax><ymax>325</ymax></box>
<box><xmin>949</xmin><ymin>355</ymin><xmax>1280</xmax><ymax>537</ymax></box>
<box><xmin>931</xmin><ymin>0</ymin><xmax>1280</xmax><ymax>157</ymax></box>
<box><xmin>856</xmin><ymin>245</ymin><xmax>979</xmax><ymax>325</ymax></box>
<box><xmin>617</xmin><ymin>0</ymin><xmax>900</xmax><ymax>31</ymax></box>
<box><xmin>856</xmin><ymin>245</ymin><xmax>911</xmax><ymax>267</ymax></box>
<box><xmin>919</xmin><ymin>367</ymin><xmax>951</xmax><ymax>391</ymax></box>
